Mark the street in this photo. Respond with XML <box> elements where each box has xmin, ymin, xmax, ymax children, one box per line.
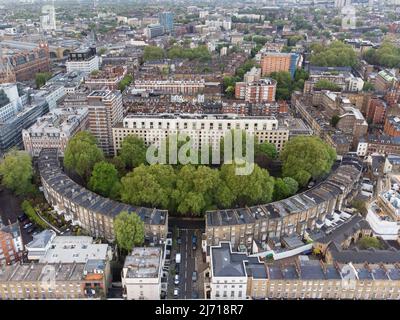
<box><xmin>168</xmin><ymin>227</ymin><xmax>204</xmax><ymax>299</ymax></box>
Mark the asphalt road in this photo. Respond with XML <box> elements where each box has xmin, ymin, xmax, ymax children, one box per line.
<box><xmin>169</xmin><ymin>228</ymin><xmax>201</xmax><ymax>300</ymax></box>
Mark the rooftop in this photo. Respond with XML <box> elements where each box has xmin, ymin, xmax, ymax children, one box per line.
<box><xmin>123</xmin><ymin>247</ymin><xmax>162</xmax><ymax>279</ymax></box>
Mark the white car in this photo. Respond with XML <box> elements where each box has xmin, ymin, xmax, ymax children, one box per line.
<box><xmin>174</xmin><ymin>274</ymin><xmax>180</xmax><ymax>285</ymax></box>
<box><xmin>173</xmin><ymin>288</ymin><xmax>179</xmax><ymax>298</ymax></box>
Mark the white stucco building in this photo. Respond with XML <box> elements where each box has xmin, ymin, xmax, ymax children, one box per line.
<box><xmin>112</xmin><ymin>114</ymin><xmax>289</xmax><ymax>155</ymax></box>
<box><xmin>122</xmin><ymin>247</ymin><xmax>164</xmax><ymax>300</ymax></box>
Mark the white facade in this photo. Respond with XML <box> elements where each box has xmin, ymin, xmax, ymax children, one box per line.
<box><xmin>66</xmin><ymin>56</ymin><xmax>100</xmax><ymax>74</ymax></box>
<box><xmin>346</xmin><ymin>76</ymin><xmax>364</xmax><ymax>92</ymax></box>
<box><xmin>41</xmin><ymin>5</ymin><xmax>56</xmax><ymax>30</ymax></box>
<box><xmin>113</xmin><ymin>114</ymin><xmax>289</xmax><ymax>155</ymax></box>
<box><xmin>122</xmin><ymin>247</ymin><xmax>163</xmax><ymax>300</ymax></box>
<box><xmin>132</xmin><ymin>79</ymin><xmax>206</xmax><ymax>95</ymax></box>
<box><xmin>22</xmin><ymin>107</ymin><xmax>89</xmax><ymax>156</ymax></box>
<box><xmin>366</xmin><ymin>203</ymin><xmax>400</xmax><ymax>240</ymax></box>
<box><xmin>210</xmin><ymin>243</ymin><xmax>248</xmax><ymax>300</ymax></box>
<box><xmin>357</xmin><ymin>141</ymin><xmax>368</xmax><ymax>157</ymax></box>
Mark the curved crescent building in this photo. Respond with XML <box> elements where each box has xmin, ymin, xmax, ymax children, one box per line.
<box><xmin>38</xmin><ymin>148</ymin><xmax>168</xmax><ymax>243</ymax></box>
<box><xmin>205</xmin><ymin>154</ymin><xmax>363</xmax><ymax>250</ymax></box>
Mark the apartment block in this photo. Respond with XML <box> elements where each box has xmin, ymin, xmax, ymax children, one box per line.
<box><xmin>112</xmin><ymin>114</ymin><xmax>289</xmax><ymax>155</ymax></box>
<box><xmin>205</xmin><ymin>154</ymin><xmax>362</xmax><ymax>251</ymax></box>
<box><xmin>87</xmin><ymin>90</ymin><xmax>124</xmax><ymax>156</ymax></box>
<box><xmin>261</xmin><ymin>52</ymin><xmax>299</xmax><ymax>78</ymax></box>
<box><xmin>132</xmin><ymin>79</ymin><xmax>206</xmax><ymax>95</ymax></box>
<box><xmin>38</xmin><ymin>148</ymin><xmax>168</xmax><ymax>243</ymax></box>
<box><xmin>384</xmin><ymin>116</ymin><xmax>400</xmax><ymax>137</ymax></box>
<box><xmin>0</xmin><ymin>222</ymin><xmax>23</xmax><ymax>266</ymax></box>
<box><xmin>84</xmin><ymin>65</ymin><xmax>127</xmax><ymax>90</ymax></box>
<box><xmin>0</xmin><ymin>261</ymin><xmax>109</xmax><ymax>299</ymax></box>
<box><xmin>235</xmin><ymin>78</ymin><xmax>276</xmax><ymax>103</ymax></box>
<box><xmin>207</xmin><ymin>242</ymin><xmax>400</xmax><ymax>300</ymax></box>
<box><xmin>22</xmin><ymin>107</ymin><xmax>89</xmax><ymax>157</ymax></box>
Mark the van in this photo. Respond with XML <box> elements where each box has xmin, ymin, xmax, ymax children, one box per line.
<box><xmin>175</xmin><ymin>253</ymin><xmax>181</xmax><ymax>264</ymax></box>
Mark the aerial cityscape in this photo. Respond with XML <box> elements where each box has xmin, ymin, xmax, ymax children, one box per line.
<box><xmin>1</xmin><ymin>0</ymin><xmax>400</xmax><ymax>304</ymax></box>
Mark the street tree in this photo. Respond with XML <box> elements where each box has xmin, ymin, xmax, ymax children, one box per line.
<box><xmin>114</xmin><ymin>211</ymin><xmax>145</xmax><ymax>252</ymax></box>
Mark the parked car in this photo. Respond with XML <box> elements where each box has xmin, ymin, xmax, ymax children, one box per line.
<box><xmin>175</xmin><ymin>263</ymin><xmax>180</xmax><ymax>274</ymax></box>
<box><xmin>192</xmin><ymin>271</ymin><xmax>197</xmax><ymax>282</ymax></box>
<box><xmin>173</xmin><ymin>288</ymin><xmax>179</xmax><ymax>298</ymax></box>
<box><xmin>175</xmin><ymin>253</ymin><xmax>181</xmax><ymax>264</ymax></box>
<box><xmin>191</xmin><ymin>291</ymin><xmax>199</xmax><ymax>299</ymax></box>
<box><xmin>174</xmin><ymin>274</ymin><xmax>180</xmax><ymax>285</ymax></box>
<box><xmin>17</xmin><ymin>214</ymin><xmax>27</xmax><ymax>222</ymax></box>
<box><xmin>177</xmin><ymin>237</ymin><xmax>182</xmax><ymax>245</ymax></box>
<box><xmin>23</xmin><ymin>223</ymin><xmax>33</xmax><ymax>229</ymax></box>
<box><xmin>27</xmin><ymin>226</ymin><xmax>36</xmax><ymax>234</ymax></box>
<box><xmin>192</xmin><ymin>235</ymin><xmax>197</xmax><ymax>250</ymax></box>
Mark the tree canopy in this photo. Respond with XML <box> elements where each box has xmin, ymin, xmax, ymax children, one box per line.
<box><xmin>120</xmin><ymin>164</ymin><xmax>176</xmax><ymax>210</ymax></box>
<box><xmin>0</xmin><ymin>149</ymin><xmax>34</xmax><ymax>195</ymax></box>
<box><xmin>280</xmin><ymin>136</ymin><xmax>337</xmax><ymax>187</ymax></box>
<box><xmin>63</xmin><ymin>131</ymin><xmax>104</xmax><ymax>182</ymax></box>
<box><xmin>88</xmin><ymin>161</ymin><xmax>121</xmax><ymax>199</ymax></box>
<box><xmin>270</xmin><ymin>70</ymin><xmax>309</xmax><ymax>100</ymax></box>
<box><xmin>310</xmin><ymin>41</ymin><xmax>357</xmax><ymax>67</ymax></box>
<box><xmin>35</xmin><ymin>72</ymin><xmax>52</xmax><ymax>89</ymax></box>
<box><xmin>143</xmin><ymin>45</ymin><xmax>164</xmax><ymax>61</ymax></box>
<box><xmin>167</xmin><ymin>45</ymin><xmax>211</xmax><ymax>61</ymax></box>
<box><xmin>114</xmin><ymin>211</ymin><xmax>145</xmax><ymax>252</ymax></box>
<box><xmin>118</xmin><ymin>74</ymin><xmax>133</xmax><ymax>92</ymax></box>
<box><xmin>314</xmin><ymin>79</ymin><xmax>341</xmax><ymax>91</ymax></box>
<box><xmin>364</xmin><ymin>42</ymin><xmax>400</xmax><ymax>68</ymax></box>
<box><xmin>119</xmin><ymin>135</ymin><xmax>147</xmax><ymax>170</ymax></box>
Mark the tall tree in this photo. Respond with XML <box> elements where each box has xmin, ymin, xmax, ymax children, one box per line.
<box><xmin>119</xmin><ymin>135</ymin><xmax>147</xmax><ymax>170</ymax></box>
<box><xmin>88</xmin><ymin>161</ymin><xmax>120</xmax><ymax>199</ymax></box>
<box><xmin>63</xmin><ymin>131</ymin><xmax>104</xmax><ymax>182</ymax></box>
<box><xmin>219</xmin><ymin>163</ymin><xmax>274</xmax><ymax>207</ymax></box>
<box><xmin>114</xmin><ymin>211</ymin><xmax>145</xmax><ymax>252</ymax></box>
<box><xmin>0</xmin><ymin>149</ymin><xmax>34</xmax><ymax>195</ymax></box>
<box><xmin>120</xmin><ymin>164</ymin><xmax>176</xmax><ymax>209</ymax></box>
<box><xmin>172</xmin><ymin>165</ymin><xmax>220</xmax><ymax>216</ymax></box>
<box><xmin>280</xmin><ymin>136</ymin><xmax>336</xmax><ymax>187</ymax></box>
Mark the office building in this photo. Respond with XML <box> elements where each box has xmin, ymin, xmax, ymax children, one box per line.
<box><xmin>158</xmin><ymin>12</ymin><xmax>174</xmax><ymax>33</ymax></box>
<box><xmin>66</xmin><ymin>47</ymin><xmax>100</xmax><ymax>74</ymax></box>
<box><xmin>22</xmin><ymin>107</ymin><xmax>89</xmax><ymax>157</ymax></box>
<box><xmin>145</xmin><ymin>24</ymin><xmax>164</xmax><ymax>39</ymax></box>
<box><xmin>0</xmin><ymin>83</ymin><xmax>49</xmax><ymax>156</ymax></box>
<box><xmin>40</xmin><ymin>5</ymin><xmax>56</xmax><ymax>31</ymax></box>
<box><xmin>122</xmin><ymin>247</ymin><xmax>164</xmax><ymax>300</ymax></box>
